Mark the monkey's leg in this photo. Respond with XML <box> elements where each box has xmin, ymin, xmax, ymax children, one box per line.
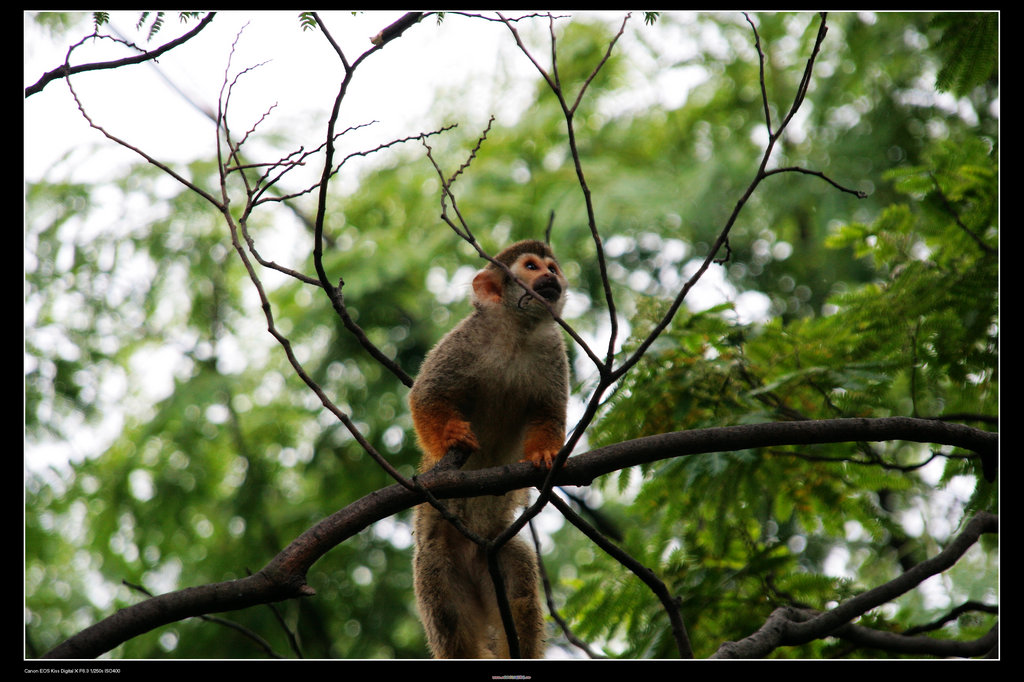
<box><xmin>494</xmin><ymin>537</ymin><xmax>546</xmax><ymax>659</ymax></box>
<box><xmin>414</xmin><ymin>507</ymin><xmax>493</xmax><ymax>658</ymax></box>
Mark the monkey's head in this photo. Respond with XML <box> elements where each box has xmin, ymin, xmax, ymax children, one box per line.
<box><xmin>471</xmin><ymin>240</ymin><xmax>567</xmax><ymax>318</ymax></box>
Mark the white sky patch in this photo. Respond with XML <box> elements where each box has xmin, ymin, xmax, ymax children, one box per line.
<box><xmin>681</xmin><ymin>258</ymin><xmax>772</xmax><ymax>324</ymax></box>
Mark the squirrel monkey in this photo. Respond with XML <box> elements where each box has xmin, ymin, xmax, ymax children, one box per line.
<box><xmin>409</xmin><ymin>240</ymin><xmax>570</xmax><ymax>658</ymax></box>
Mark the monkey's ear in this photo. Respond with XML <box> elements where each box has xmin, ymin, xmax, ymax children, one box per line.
<box><xmin>472</xmin><ymin>268</ymin><xmax>503</xmax><ymax>304</ymax></box>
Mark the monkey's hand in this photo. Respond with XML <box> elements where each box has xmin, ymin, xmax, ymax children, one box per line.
<box><xmin>523</xmin><ymin>423</ymin><xmax>564</xmax><ymax>469</ymax></box>
<box><xmin>524</xmin><ymin>447</ymin><xmax>560</xmax><ymax>469</ymax></box>
<box><xmin>439</xmin><ymin>417</ymin><xmax>480</xmax><ymax>456</ymax></box>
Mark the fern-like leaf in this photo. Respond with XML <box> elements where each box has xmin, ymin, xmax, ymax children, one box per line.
<box><xmin>931</xmin><ymin>13</ymin><xmax>998</xmax><ymax>96</ymax></box>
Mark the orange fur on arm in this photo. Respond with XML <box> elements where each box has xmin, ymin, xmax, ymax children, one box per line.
<box><xmin>410</xmin><ymin>399</ymin><xmax>479</xmax><ymax>463</ymax></box>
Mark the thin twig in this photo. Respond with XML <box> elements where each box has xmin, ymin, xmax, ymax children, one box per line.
<box><xmin>763</xmin><ymin>166</ymin><xmax>867</xmax><ymax>198</ymax></box>
<box><xmin>64</xmin><ymin>49</ymin><xmax>222</xmax><ymax>210</ymax></box>
<box><xmin>120</xmin><ymin>580</ymin><xmax>284</xmax><ymax>658</ymax></box>
<box><xmin>744</xmin><ymin>13</ymin><xmax>773</xmax><ymax>137</ymax></box>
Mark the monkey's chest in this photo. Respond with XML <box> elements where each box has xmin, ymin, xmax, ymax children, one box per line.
<box><xmin>458</xmin><ymin>366</ymin><xmax>540</xmax><ymax>465</ymax></box>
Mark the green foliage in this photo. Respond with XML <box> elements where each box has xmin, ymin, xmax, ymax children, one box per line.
<box><xmin>576</xmin><ymin>98</ymin><xmax>997</xmax><ymax>658</ymax></box>
<box><xmin>298</xmin><ymin>12</ymin><xmax>317</xmax><ymax>32</ymax></box>
<box><xmin>87</xmin><ymin>11</ymin><xmax>201</xmax><ymax>40</ymax></box>
<box><xmin>26</xmin><ymin>11</ymin><xmax>997</xmax><ymax>659</ymax></box>
<box><xmin>135</xmin><ymin>12</ymin><xmax>164</xmax><ymax>40</ymax></box>
<box><xmin>930</xmin><ymin>13</ymin><xmax>998</xmax><ymax>96</ymax></box>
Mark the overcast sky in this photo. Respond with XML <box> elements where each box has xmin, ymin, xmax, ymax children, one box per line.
<box><xmin>24</xmin><ymin>12</ymin><xmax>545</xmax><ymax>184</ymax></box>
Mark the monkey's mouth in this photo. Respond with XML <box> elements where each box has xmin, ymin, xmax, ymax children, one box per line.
<box><xmin>517</xmin><ymin>279</ymin><xmax>562</xmax><ymax>309</ymax></box>
<box><xmin>533</xmin><ymin>280</ymin><xmax>562</xmax><ymax>302</ymax></box>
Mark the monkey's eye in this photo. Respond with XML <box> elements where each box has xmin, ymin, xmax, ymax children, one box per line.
<box><xmin>525</xmin><ymin>260</ymin><xmax>539</xmax><ymax>270</ymax></box>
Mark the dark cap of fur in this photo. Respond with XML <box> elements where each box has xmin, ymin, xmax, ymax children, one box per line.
<box><xmin>487</xmin><ymin>240</ymin><xmax>557</xmax><ymax>271</ymax></box>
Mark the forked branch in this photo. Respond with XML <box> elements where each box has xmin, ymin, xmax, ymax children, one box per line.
<box><xmin>713</xmin><ymin>512</ymin><xmax>998</xmax><ymax>658</ymax></box>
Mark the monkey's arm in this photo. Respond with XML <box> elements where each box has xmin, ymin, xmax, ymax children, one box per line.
<box><xmin>522</xmin><ymin>376</ymin><xmax>567</xmax><ymax>469</ymax></box>
<box><xmin>409</xmin><ymin>392</ymin><xmax>479</xmax><ymax>464</ymax></box>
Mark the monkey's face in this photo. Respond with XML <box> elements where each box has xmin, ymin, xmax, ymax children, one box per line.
<box><xmin>471</xmin><ymin>241</ymin><xmax>569</xmax><ymax>318</ymax></box>
<box><xmin>506</xmin><ymin>251</ymin><xmax>567</xmax><ymax>316</ymax></box>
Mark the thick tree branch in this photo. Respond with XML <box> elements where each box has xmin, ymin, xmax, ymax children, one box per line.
<box><xmin>43</xmin><ymin>416</ymin><xmax>995</xmax><ymax>659</ymax></box>
<box><xmin>829</xmin><ymin>619</ymin><xmax>997</xmax><ymax>657</ymax></box>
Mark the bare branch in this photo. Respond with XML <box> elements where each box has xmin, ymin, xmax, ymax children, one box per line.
<box><xmin>420</xmin><ymin>136</ymin><xmax>476</xmax><ymax>242</ymax></box>
<box><xmin>744</xmin><ymin>13</ymin><xmax>773</xmax><ymax>137</ymax></box>
<box><xmin>568</xmin><ymin>13</ymin><xmax>630</xmax><ymax>116</ymax></box>
<box><xmin>498</xmin><ymin>12</ymin><xmax>623</xmax><ymax>366</ymax></box>
<box><xmin>446</xmin><ymin>115</ymin><xmax>495</xmax><ymax>186</ymax></box>
<box><xmin>64</xmin><ymin>55</ymin><xmax>223</xmax><ymax>210</ymax></box>
<box><xmin>208</xmin><ymin>22</ymin><xmax>420</xmax><ymax>490</ymax></box>
<box><xmin>611</xmin><ymin>13</ymin><xmax>854</xmax><ymax>385</ymax></box>
<box><xmin>764</xmin><ymin>165</ymin><xmax>868</xmax><ymax>198</ymax></box>
<box><xmin>529</xmin><ymin>519</ymin><xmax>605</xmax><ymax>658</ymax></box>
<box><xmin>26</xmin><ymin>12</ymin><xmax>216</xmax><ymax>97</ymax></box>
<box><xmin>225</xmin><ymin>210</ymin><xmax>416</xmax><ymax>488</ymax></box>
<box><xmin>712</xmin><ymin>511</ymin><xmax>998</xmax><ymax>658</ymax></box>
<box><xmin>306</xmin><ymin>11</ymin><xmax>432</xmax><ymax>388</ymax></box>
